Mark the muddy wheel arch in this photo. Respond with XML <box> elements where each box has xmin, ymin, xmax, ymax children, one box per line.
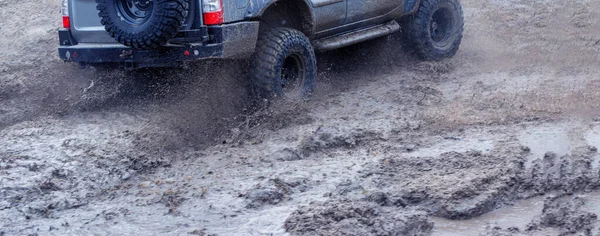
<box><xmin>247</xmin><ymin>0</ymin><xmax>316</xmax><ymax>36</ymax></box>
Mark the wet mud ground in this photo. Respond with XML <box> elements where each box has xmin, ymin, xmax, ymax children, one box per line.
<box><xmin>1</xmin><ymin>0</ymin><xmax>600</xmax><ymax>235</ymax></box>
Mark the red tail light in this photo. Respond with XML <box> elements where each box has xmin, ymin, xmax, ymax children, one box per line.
<box><xmin>62</xmin><ymin>0</ymin><xmax>70</xmax><ymax>29</ymax></box>
<box><xmin>202</xmin><ymin>0</ymin><xmax>223</xmax><ymax>25</ymax></box>
<box><xmin>203</xmin><ymin>12</ymin><xmax>223</xmax><ymax>25</ymax></box>
<box><xmin>62</xmin><ymin>16</ymin><xmax>71</xmax><ymax>29</ymax></box>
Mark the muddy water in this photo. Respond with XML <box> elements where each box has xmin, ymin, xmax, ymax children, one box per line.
<box><xmin>407</xmin><ymin>136</ymin><xmax>495</xmax><ymax>157</ymax></box>
<box><xmin>585</xmin><ymin>125</ymin><xmax>600</xmax><ymax>147</ymax></box>
<box><xmin>518</xmin><ymin>123</ymin><xmax>600</xmax><ymax>168</ymax></box>
<box><xmin>431</xmin><ymin>196</ymin><xmax>546</xmax><ymax>236</ymax></box>
<box><xmin>518</xmin><ymin>123</ymin><xmax>571</xmax><ymax>166</ymax></box>
<box><xmin>432</xmin><ymin>192</ymin><xmax>600</xmax><ymax>235</ymax></box>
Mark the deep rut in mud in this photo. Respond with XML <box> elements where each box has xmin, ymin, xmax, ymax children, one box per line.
<box><xmin>2</xmin><ymin>0</ymin><xmax>600</xmax><ymax>235</ymax></box>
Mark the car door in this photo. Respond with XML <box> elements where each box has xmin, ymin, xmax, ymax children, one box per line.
<box><xmin>345</xmin><ymin>0</ymin><xmax>398</xmax><ymax>24</ymax></box>
<box><xmin>312</xmin><ymin>0</ymin><xmax>347</xmax><ymax>31</ymax></box>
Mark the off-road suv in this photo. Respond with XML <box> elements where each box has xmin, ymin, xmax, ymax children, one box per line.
<box><xmin>58</xmin><ymin>0</ymin><xmax>464</xmax><ymax>99</ymax></box>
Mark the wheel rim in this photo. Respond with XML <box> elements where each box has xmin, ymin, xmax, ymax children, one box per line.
<box><xmin>280</xmin><ymin>53</ymin><xmax>306</xmax><ymax>99</ymax></box>
<box><xmin>430</xmin><ymin>7</ymin><xmax>454</xmax><ymax>47</ymax></box>
<box><xmin>117</xmin><ymin>0</ymin><xmax>153</xmax><ymax>25</ymax></box>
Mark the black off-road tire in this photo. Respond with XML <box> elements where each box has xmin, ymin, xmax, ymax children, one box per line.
<box><xmin>96</xmin><ymin>0</ymin><xmax>189</xmax><ymax>49</ymax></box>
<box><xmin>402</xmin><ymin>0</ymin><xmax>464</xmax><ymax>60</ymax></box>
<box><xmin>250</xmin><ymin>27</ymin><xmax>317</xmax><ymax>100</ymax></box>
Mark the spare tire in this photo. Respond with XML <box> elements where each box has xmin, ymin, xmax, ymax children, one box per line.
<box><xmin>96</xmin><ymin>0</ymin><xmax>190</xmax><ymax>49</ymax></box>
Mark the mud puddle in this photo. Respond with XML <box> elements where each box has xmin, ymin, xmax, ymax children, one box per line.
<box><xmin>431</xmin><ymin>196</ymin><xmax>547</xmax><ymax>236</ymax></box>
<box><xmin>407</xmin><ymin>129</ymin><xmax>498</xmax><ymax>158</ymax></box>
<box><xmin>407</xmin><ymin>136</ymin><xmax>495</xmax><ymax>158</ymax></box>
<box><xmin>518</xmin><ymin>122</ymin><xmax>600</xmax><ymax>167</ymax></box>
<box><xmin>432</xmin><ymin>191</ymin><xmax>600</xmax><ymax>235</ymax></box>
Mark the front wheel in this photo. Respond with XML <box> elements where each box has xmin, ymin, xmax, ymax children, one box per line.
<box><xmin>401</xmin><ymin>0</ymin><xmax>464</xmax><ymax>60</ymax></box>
<box><xmin>250</xmin><ymin>27</ymin><xmax>317</xmax><ymax>101</ymax></box>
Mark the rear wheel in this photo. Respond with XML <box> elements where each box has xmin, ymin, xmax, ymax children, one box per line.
<box><xmin>401</xmin><ymin>0</ymin><xmax>464</xmax><ymax>60</ymax></box>
<box><xmin>250</xmin><ymin>27</ymin><xmax>317</xmax><ymax>101</ymax></box>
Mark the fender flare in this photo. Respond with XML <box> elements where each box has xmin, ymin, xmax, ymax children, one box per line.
<box><xmin>245</xmin><ymin>0</ymin><xmax>316</xmax><ymax>35</ymax></box>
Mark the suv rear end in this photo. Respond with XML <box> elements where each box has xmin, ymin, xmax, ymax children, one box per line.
<box><xmin>58</xmin><ymin>0</ymin><xmax>259</xmax><ymax>69</ymax></box>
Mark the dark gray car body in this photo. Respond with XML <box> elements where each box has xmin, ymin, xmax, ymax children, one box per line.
<box><xmin>59</xmin><ymin>0</ymin><xmax>421</xmax><ymax>68</ymax></box>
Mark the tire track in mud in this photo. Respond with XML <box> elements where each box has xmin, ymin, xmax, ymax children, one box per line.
<box><xmin>285</xmin><ymin>141</ymin><xmax>600</xmax><ymax>235</ymax></box>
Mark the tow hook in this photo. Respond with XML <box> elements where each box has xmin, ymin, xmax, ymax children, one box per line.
<box><xmin>120</xmin><ymin>50</ymin><xmax>133</xmax><ymax>59</ymax></box>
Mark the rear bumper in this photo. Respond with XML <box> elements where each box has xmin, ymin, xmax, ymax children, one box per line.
<box><xmin>58</xmin><ymin>22</ymin><xmax>259</xmax><ymax>68</ymax></box>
